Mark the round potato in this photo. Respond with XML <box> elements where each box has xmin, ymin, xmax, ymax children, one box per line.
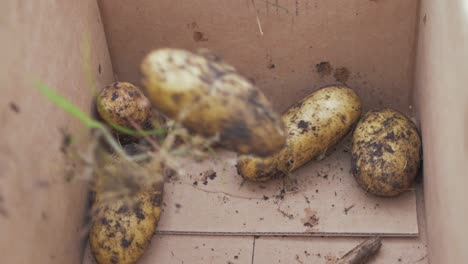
<box><xmin>351</xmin><ymin>108</ymin><xmax>422</xmax><ymax>197</ymax></box>
<box><xmin>237</xmin><ymin>85</ymin><xmax>362</xmax><ymax>181</ymax></box>
<box><xmin>140</xmin><ymin>48</ymin><xmax>286</xmax><ymax>157</ymax></box>
<box><xmin>97</xmin><ymin>82</ymin><xmax>152</xmax><ymax>129</ymax></box>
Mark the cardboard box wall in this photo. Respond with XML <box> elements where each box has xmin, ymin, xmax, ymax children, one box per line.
<box><xmin>0</xmin><ymin>0</ymin><xmax>467</xmax><ymax>263</ymax></box>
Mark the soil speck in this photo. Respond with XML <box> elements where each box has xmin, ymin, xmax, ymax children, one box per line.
<box><xmin>301</xmin><ymin>208</ymin><xmax>319</xmax><ymax>231</ymax></box>
<box><xmin>334</xmin><ymin>67</ymin><xmax>350</xmax><ymax>83</ymax></box>
<box><xmin>60</xmin><ymin>128</ymin><xmax>72</xmax><ymax>154</ymax></box>
<box><xmin>193</xmin><ymin>31</ymin><xmax>208</xmax><ymax>42</ymax></box>
<box><xmin>297</xmin><ymin>120</ymin><xmax>309</xmax><ymax>129</ymax></box>
<box><xmin>0</xmin><ymin>206</ymin><xmax>8</xmax><ymax>218</ymax></box>
<box><xmin>36</xmin><ymin>180</ymin><xmax>50</xmax><ymax>188</ymax></box>
<box><xmin>316</xmin><ymin>61</ymin><xmax>332</xmax><ymax>77</ymax></box>
<box><xmin>9</xmin><ymin>102</ymin><xmax>20</xmax><ymax>113</ymax></box>
<box><xmin>325</xmin><ymin>254</ymin><xmax>339</xmax><ymax>264</ymax></box>
<box><xmin>187</xmin><ymin>21</ymin><xmax>198</xmax><ymax>29</ymax></box>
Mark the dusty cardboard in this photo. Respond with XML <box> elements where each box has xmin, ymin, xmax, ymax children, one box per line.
<box><xmin>156</xmin><ymin>136</ymin><xmax>418</xmax><ymax>236</ymax></box>
<box><xmin>0</xmin><ymin>1</ymin><xmax>114</xmax><ymax>263</ymax></box>
<box><xmin>12</xmin><ymin>0</ymin><xmax>468</xmax><ymax>262</ymax></box>
<box><xmin>414</xmin><ymin>0</ymin><xmax>468</xmax><ymax>262</ymax></box>
<box><xmin>97</xmin><ymin>0</ymin><xmax>420</xmax><ymax>236</ymax></box>
<box><xmin>83</xmin><ymin>235</ymin><xmax>254</xmax><ymax>264</ymax></box>
<box><xmin>98</xmin><ymin>0</ymin><xmax>418</xmax><ymax>114</ymax></box>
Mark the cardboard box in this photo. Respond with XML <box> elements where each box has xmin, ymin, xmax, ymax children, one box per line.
<box><xmin>1</xmin><ymin>0</ymin><xmax>467</xmax><ymax>263</ymax></box>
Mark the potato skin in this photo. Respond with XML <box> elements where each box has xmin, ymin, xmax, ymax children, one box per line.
<box><xmin>140</xmin><ymin>48</ymin><xmax>286</xmax><ymax>157</ymax></box>
<box><xmin>89</xmin><ymin>157</ymin><xmax>164</xmax><ymax>264</ymax></box>
<box><xmin>237</xmin><ymin>86</ymin><xmax>362</xmax><ymax>181</ymax></box>
<box><xmin>351</xmin><ymin>108</ymin><xmax>422</xmax><ymax>197</ymax></box>
<box><xmin>97</xmin><ymin>82</ymin><xmax>152</xmax><ymax>129</ymax></box>
<box><xmin>89</xmin><ymin>189</ymin><xmax>162</xmax><ymax>264</ymax></box>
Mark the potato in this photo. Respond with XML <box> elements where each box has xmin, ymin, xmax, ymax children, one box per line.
<box><xmin>237</xmin><ymin>85</ymin><xmax>362</xmax><ymax>181</ymax></box>
<box><xmin>97</xmin><ymin>82</ymin><xmax>152</xmax><ymax>129</ymax></box>
<box><xmin>89</xmin><ymin>157</ymin><xmax>163</xmax><ymax>264</ymax></box>
<box><xmin>140</xmin><ymin>48</ymin><xmax>286</xmax><ymax>157</ymax></box>
<box><xmin>89</xmin><ymin>190</ymin><xmax>162</xmax><ymax>264</ymax></box>
<box><xmin>351</xmin><ymin>108</ymin><xmax>421</xmax><ymax>196</ymax></box>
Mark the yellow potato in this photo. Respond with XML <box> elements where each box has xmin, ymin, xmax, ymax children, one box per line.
<box><xmin>89</xmin><ymin>190</ymin><xmax>162</xmax><ymax>264</ymax></box>
<box><xmin>237</xmin><ymin>85</ymin><xmax>362</xmax><ymax>181</ymax></box>
<box><xmin>97</xmin><ymin>82</ymin><xmax>152</xmax><ymax>129</ymax></box>
<box><xmin>89</xmin><ymin>156</ymin><xmax>163</xmax><ymax>264</ymax></box>
<box><xmin>140</xmin><ymin>48</ymin><xmax>286</xmax><ymax>157</ymax></box>
<box><xmin>351</xmin><ymin>108</ymin><xmax>422</xmax><ymax>196</ymax></box>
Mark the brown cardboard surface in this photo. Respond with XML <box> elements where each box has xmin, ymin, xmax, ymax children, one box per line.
<box><xmin>156</xmin><ymin>136</ymin><xmax>418</xmax><ymax>235</ymax></box>
<box><xmin>414</xmin><ymin>0</ymin><xmax>468</xmax><ymax>262</ymax></box>
<box><xmin>253</xmin><ymin>184</ymin><xmax>427</xmax><ymax>263</ymax></box>
<box><xmin>253</xmin><ymin>236</ymin><xmax>427</xmax><ymax>264</ymax></box>
<box><xmin>0</xmin><ymin>1</ymin><xmax>113</xmax><ymax>263</ymax></box>
<box><xmin>98</xmin><ymin>0</ymin><xmax>419</xmax><ymax>114</ymax></box>
<box><xmin>83</xmin><ymin>235</ymin><xmax>254</xmax><ymax>264</ymax></box>
<box><xmin>83</xmin><ymin>187</ymin><xmax>426</xmax><ymax>263</ymax></box>
<box><xmin>97</xmin><ymin>0</ymin><xmax>420</xmax><ymax>237</ymax></box>
<box><xmin>1</xmin><ymin>0</ymin><xmax>443</xmax><ymax>262</ymax></box>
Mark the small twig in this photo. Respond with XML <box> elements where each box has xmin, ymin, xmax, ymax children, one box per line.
<box><xmin>344</xmin><ymin>204</ymin><xmax>355</xmax><ymax>215</ymax></box>
<box><xmin>255</xmin><ymin>13</ymin><xmax>264</xmax><ymax>35</ymax></box>
<box><xmin>277</xmin><ymin>207</ymin><xmax>294</xmax><ymax>220</ymax></box>
<box><xmin>251</xmin><ymin>0</ymin><xmax>264</xmax><ymax>35</ymax></box>
<box><xmin>337</xmin><ymin>236</ymin><xmax>382</xmax><ymax>264</ymax></box>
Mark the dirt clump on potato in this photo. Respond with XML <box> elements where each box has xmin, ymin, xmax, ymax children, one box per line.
<box><xmin>351</xmin><ymin>108</ymin><xmax>422</xmax><ymax>196</ymax></box>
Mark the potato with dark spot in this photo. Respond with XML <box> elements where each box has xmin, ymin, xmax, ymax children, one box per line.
<box><xmin>89</xmin><ymin>158</ymin><xmax>163</xmax><ymax>264</ymax></box>
<box><xmin>140</xmin><ymin>48</ymin><xmax>286</xmax><ymax>157</ymax></box>
<box><xmin>97</xmin><ymin>82</ymin><xmax>152</xmax><ymax>129</ymax></box>
<box><xmin>351</xmin><ymin>108</ymin><xmax>422</xmax><ymax>196</ymax></box>
<box><xmin>237</xmin><ymin>86</ymin><xmax>362</xmax><ymax>181</ymax></box>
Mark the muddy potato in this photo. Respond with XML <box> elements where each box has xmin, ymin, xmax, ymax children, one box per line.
<box><xmin>89</xmin><ymin>157</ymin><xmax>164</xmax><ymax>264</ymax></box>
<box><xmin>237</xmin><ymin>86</ymin><xmax>362</xmax><ymax>181</ymax></box>
<box><xmin>97</xmin><ymin>82</ymin><xmax>152</xmax><ymax>129</ymax></box>
<box><xmin>140</xmin><ymin>48</ymin><xmax>286</xmax><ymax>157</ymax></box>
<box><xmin>351</xmin><ymin>108</ymin><xmax>422</xmax><ymax>197</ymax></box>
<box><xmin>89</xmin><ymin>190</ymin><xmax>162</xmax><ymax>264</ymax></box>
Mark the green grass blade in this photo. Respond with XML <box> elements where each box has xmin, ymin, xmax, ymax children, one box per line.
<box><xmin>34</xmin><ymin>81</ymin><xmax>104</xmax><ymax>129</ymax></box>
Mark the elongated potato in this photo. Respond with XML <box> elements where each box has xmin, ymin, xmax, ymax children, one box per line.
<box><xmin>351</xmin><ymin>108</ymin><xmax>421</xmax><ymax>196</ymax></box>
<box><xmin>90</xmin><ymin>156</ymin><xmax>163</xmax><ymax>264</ymax></box>
<box><xmin>140</xmin><ymin>48</ymin><xmax>286</xmax><ymax>156</ymax></box>
<box><xmin>97</xmin><ymin>82</ymin><xmax>152</xmax><ymax>129</ymax></box>
<box><xmin>237</xmin><ymin>86</ymin><xmax>362</xmax><ymax>181</ymax></box>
